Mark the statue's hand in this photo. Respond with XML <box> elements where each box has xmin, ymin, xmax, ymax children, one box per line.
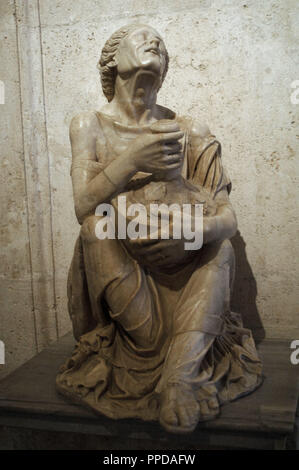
<box><xmin>124</xmin><ymin>127</ymin><xmax>184</xmax><ymax>175</ymax></box>
<box><xmin>126</xmin><ymin>210</ymin><xmax>206</xmax><ymax>267</ymax></box>
<box><xmin>127</xmin><ymin>236</ymin><xmax>193</xmax><ymax>268</ymax></box>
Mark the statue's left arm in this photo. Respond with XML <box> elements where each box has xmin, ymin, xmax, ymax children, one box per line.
<box><xmin>187</xmin><ymin>121</ymin><xmax>237</xmax><ymax>245</ymax></box>
<box><xmin>125</xmin><ymin>119</ymin><xmax>237</xmax><ymax>266</ymax></box>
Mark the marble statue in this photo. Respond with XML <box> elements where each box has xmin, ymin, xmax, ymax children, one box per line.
<box><xmin>56</xmin><ymin>23</ymin><xmax>262</xmax><ymax>434</ymax></box>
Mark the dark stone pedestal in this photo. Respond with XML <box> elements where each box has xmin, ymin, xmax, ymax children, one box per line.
<box><xmin>0</xmin><ymin>333</ymin><xmax>298</xmax><ymax>450</ymax></box>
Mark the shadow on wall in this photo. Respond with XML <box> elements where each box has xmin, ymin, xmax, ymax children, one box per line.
<box><xmin>231</xmin><ymin>230</ymin><xmax>265</xmax><ymax>344</ymax></box>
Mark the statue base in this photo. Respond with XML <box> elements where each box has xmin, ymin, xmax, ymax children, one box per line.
<box><xmin>0</xmin><ymin>332</ymin><xmax>297</xmax><ymax>450</ymax></box>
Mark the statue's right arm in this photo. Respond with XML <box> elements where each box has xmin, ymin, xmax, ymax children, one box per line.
<box><xmin>70</xmin><ymin>112</ymin><xmax>137</xmax><ymax>224</ymax></box>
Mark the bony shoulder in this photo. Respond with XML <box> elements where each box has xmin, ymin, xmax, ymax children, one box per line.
<box><xmin>189</xmin><ymin>121</ymin><xmax>211</xmax><ymax>139</ymax></box>
<box><xmin>70</xmin><ymin>111</ymin><xmax>99</xmax><ymax>136</ymax></box>
<box><xmin>176</xmin><ymin>116</ymin><xmax>212</xmax><ymax>139</ymax></box>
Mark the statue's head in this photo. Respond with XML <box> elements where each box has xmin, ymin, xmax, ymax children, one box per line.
<box><xmin>98</xmin><ymin>24</ymin><xmax>169</xmax><ymax>102</ymax></box>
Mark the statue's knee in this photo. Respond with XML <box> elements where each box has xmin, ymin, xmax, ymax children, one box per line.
<box><xmin>80</xmin><ymin>216</ymin><xmax>98</xmax><ymax>242</ymax></box>
<box><xmin>80</xmin><ymin>215</ymin><xmax>116</xmax><ymax>245</ymax></box>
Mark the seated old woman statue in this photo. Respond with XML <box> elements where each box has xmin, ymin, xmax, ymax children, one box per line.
<box><xmin>56</xmin><ymin>23</ymin><xmax>262</xmax><ymax>434</ymax></box>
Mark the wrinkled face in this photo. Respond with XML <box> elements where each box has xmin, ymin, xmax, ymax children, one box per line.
<box><xmin>115</xmin><ymin>25</ymin><xmax>167</xmax><ymax>81</ymax></box>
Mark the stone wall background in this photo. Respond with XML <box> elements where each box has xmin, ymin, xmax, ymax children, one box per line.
<box><xmin>0</xmin><ymin>0</ymin><xmax>298</xmax><ymax>378</ymax></box>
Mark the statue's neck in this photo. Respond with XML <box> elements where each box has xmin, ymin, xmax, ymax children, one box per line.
<box><xmin>110</xmin><ymin>70</ymin><xmax>159</xmax><ymax>126</ymax></box>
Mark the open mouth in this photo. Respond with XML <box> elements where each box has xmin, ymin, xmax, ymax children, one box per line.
<box><xmin>145</xmin><ymin>47</ymin><xmax>159</xmax><ymax>55</ymax></box>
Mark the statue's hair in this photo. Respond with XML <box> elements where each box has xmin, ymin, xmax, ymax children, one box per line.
<box><xmin>98</xmin><ymin>24</ymin><xmax>169</xmax><ymax>102</ymax></box>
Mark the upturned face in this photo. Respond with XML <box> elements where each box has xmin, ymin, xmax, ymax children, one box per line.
<box><xmin>114</xmin><ymin>25</ymin><xmax>167</xmax><ymax>81</ymax></box>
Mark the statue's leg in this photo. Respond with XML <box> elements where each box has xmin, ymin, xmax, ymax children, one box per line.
<box><xmin>80</xmin><ymin>216</ymin><xmax>161</xmax><ymax>349</ymax></box>
<box><xmin>158</xmin><ymin>239</ymin><xmax>235</xmax><ymax>433</ymax></box>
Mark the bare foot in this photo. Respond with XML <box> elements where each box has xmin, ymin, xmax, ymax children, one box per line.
<box><xmin>159</xmin><ymin>384</ymin><xmax>200</xmax><ymax>434</ymax></box>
